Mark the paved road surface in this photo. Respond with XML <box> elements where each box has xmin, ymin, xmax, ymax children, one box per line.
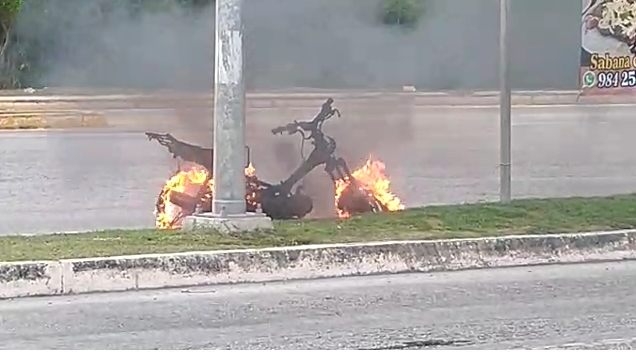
<box><xmin>2</xmin><ymin>104</ymin><xmax>636</xmax><ymax>234</ymax></box>
<box><xmin>2</xmin><ymin>261</ymin><xmax>636</xmax><ymax>349</ymax></box>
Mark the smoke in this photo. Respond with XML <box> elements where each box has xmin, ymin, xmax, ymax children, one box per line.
<box><xmin>12</xmin><ymin>0</ymin><xmax>581</xmax><ymax>91</ymax></box>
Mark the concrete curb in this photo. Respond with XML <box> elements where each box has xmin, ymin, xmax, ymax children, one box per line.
<box><xmin>1</xmin><ymin>229</ymin><xmax>635</xmax><ymax>299</ymax></box>
<box><xmin>0</xmin><ymin>113</ymin><xmax>109</xmax><ymax>129</ymax></box>
<box><xmin>0</xmin><ymin>90</ymin><xmax>634</xmax><ymax>110</ymax></box>
<box><xmin>1</xmin><ymin>90</ymin><xmax>634</xmax><ymax>131</ymax></box>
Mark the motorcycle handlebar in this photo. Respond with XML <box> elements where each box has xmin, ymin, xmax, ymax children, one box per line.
<box><xmin>272</xmin><ymin>98</ymin><xmax>341</xmax><ymax>134</ymax></box>
<box><xmin>322</xmin><ymin>97</ymin><xmax>333</xmax><ymax>111</ymax></box>
<box><xmin>271</xmin><ymin>98</ymin><xmax>339</xmax><ymax>136</ymax></box>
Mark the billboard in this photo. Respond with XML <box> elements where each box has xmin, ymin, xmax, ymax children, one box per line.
<box><xmin>580</xmin><ymin>0</ymin><xmax>636</xmax><ymax>94</ymax></box>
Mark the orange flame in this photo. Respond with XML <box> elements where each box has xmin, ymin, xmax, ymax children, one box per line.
<box><xmin>155</xmin><ymin>157</ymin><xmax>404</xmax><ymax>228</ymax></box>
<box><xmin>155</xmin><ymin>163</ymin><xmax>256</xmax><ymax>229</ymax></box>
<box><xmin>334</xmin><ymin>158</ymin><xmax>404</xmax><ymax>218</ymax></box>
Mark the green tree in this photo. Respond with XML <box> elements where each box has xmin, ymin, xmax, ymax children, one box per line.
<box><xmin>0</xmin><ymin>0</ymin><xmax>24</xmax><ymax>87</ymax></box>
<box><xmin>0</xmin><ymin>0</ymin><xmax>219</xmax><ymax>88</ymax></box>
<box><xmin>380</xmin><ymin>0</ymin><xmax>425</xmax><ymax>28</ymax></box>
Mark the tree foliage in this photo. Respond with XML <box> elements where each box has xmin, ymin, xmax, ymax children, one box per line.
<box><xmin>0</xmin><ymin>0</ymin><xmax>219</xmax><ymax>88</ymax></box>
<box><xmin>379</xmin><ymin>0</ymin><xmax>425</xmax><ymax>28</ymax></box>
<box><xmin>0</xmin><ymin>0</ymin><xmax>24</xmax><ymax>87</ymax></box>
<box><xmin>0</xmin><ymin>0</ymin><xmax>23</xmax><ymax>26</ymax></box>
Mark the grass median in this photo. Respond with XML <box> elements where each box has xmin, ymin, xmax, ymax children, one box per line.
<box><xmin>3</xmin><ymin>194</ymin><xmax>636</xmax><ymax>262</ymax></box>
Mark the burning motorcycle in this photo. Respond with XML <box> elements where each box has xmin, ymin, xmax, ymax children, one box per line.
<box><xmin>146</xmin><ymin>98</ymin><xmax>404</xmax><ymax>229</ymax></box>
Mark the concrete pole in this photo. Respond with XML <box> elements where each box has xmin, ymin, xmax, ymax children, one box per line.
<box><xmin>212</xmin><ymin>0</ymin><xmax>246</xmax><ymax>215</ymax></box>
<box><xmin>499</xmin><ymin>0</ymin><xmax>512</xmax><ymax>204</ymax></box>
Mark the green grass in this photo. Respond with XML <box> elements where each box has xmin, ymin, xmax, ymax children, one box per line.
<box><xmin>3</xmin><ymin>194</ymin><xmax>636</xmax><ymax>262</ymax></box>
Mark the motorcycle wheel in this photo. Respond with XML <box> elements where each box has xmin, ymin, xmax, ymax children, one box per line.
<box><xmin>337</xmin><ymin>183</ymin><xmax>387</xmax><ymax>216</ymax></box>
<box><xmin>154</xmin><ymin>187</ymin><xmax>195</xmax><ymax>229</ymax></box>
<box><xmin>365</xmin><ymin>194</ymin><xmax>387</xmax><ymax>214</ymax></box>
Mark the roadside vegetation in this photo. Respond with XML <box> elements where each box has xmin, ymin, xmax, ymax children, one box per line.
<box><xmin>0</xmin><ymin>0</ymin><xmax>427</xmax><ymax>88</ymax></box>
<box><xmin>379</xmin><ymin>0</ymin><xmax>426</xmax><ymax>28</ymax></box>
<box><xmin>0</xmin><ymin>0</ymin><xmax>24</xmax><ymax>88</ymax></box>
<box><xmin>3</xmin><ymin>194</ymin><xmax>636</xmax><ymax>262</ymax></box>
<box><xmin>0</xmin><ymin>0</ymin><xmax>212</xmax><ymax>88</ymax></box>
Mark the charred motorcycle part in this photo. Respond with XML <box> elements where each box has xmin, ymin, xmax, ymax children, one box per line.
<box><xmin>147</xmin><ymin>98</ymin><xmax>388</xmax><ymax>225</ymax></box>
<box><xmin>145</xmin><ymin>132</ymin><xmax>252</xmax><ymax>169</ymax></box>
<box><xmin>270</xmin><ymin>98</ymin><xmax>387</xmax><ymax>217</ymax></box>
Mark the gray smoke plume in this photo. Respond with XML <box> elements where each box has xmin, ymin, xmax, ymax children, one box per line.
<box><xmin>13</xmin><ymin>0</ymin><xmax>581</xmax><ymax>91</ymax></box>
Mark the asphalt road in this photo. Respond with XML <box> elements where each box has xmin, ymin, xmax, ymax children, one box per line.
<box><xmin>2</xmin><ymin>104</ymin><xmax>636</xmax><ymax>234</ymax></box>
<box><xmin>2</xmin><ymin>261</ymin><xmax>636</xmax><ymax>349</ymax></box>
